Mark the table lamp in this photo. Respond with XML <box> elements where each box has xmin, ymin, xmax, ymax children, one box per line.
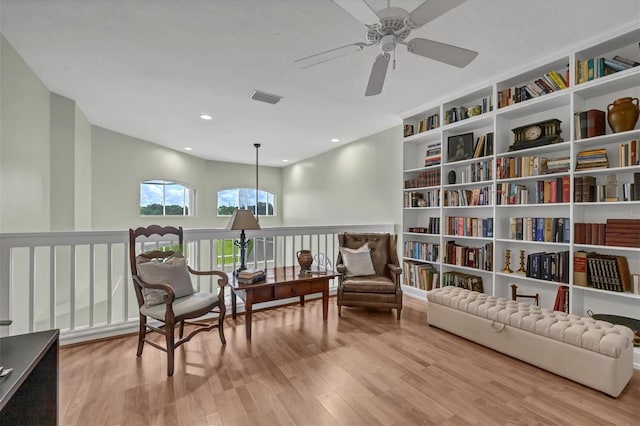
<box><xmin>226</xmin><ymin>209</ymin><xmax>261</xmax><ymax>275</ymax></box>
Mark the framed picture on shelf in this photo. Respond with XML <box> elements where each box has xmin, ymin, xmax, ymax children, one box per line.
<box><xmin>447</xmin><ymin>132</ymin><xmax>474</xmax><ymax>162</ymax></box>
<box><xmin>404</xmin><ymin>124</ymin><xmax>414</xmax><ymax>137</ymax></box>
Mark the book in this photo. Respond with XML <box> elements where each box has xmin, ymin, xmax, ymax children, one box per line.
<box><xmin>603</xmin><ymin>58</ymin><xmax>631</xmax><ymax>72</ymax></box>
<box><xmin>238</xmin><ymin>268</ymin><xmax>265</xmax><ymax>278</ymax></box>
<box><xmin>615</xmin><ymin>256</ymin><xmax>632</xmax><ymax>292</ymax></box>
<box><xmin>586</xmin><ymin>109</ymin><xmax>605</xmax><ymax>138</ymax></box>
<box><xmin>612</xmin><ymin>55</ymin><xmax>640</xmax><ymax>67</ymax></box>
<box><xmin>237</xmin><ymin>274</ymin><xmax>266</xmax><ymax>284</ymax></box>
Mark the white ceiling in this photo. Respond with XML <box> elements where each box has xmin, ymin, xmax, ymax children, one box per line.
<box><xmin>1</xmin><ymin>0</ymin><xmax>639</xmax><ymax>167</ymax></box>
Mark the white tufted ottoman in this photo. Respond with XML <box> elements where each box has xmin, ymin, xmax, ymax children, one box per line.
<box><xmin>427</xmin><ymin>286</ymin><xmax>634</xmax><ymax>397</ymax></box>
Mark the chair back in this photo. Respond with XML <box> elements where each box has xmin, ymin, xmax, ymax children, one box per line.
<box><xmin>129</xmin><ymin>225</ymin><xmax>184</xmax><ymax>308</ymax></box>
<box><xmin>337</xmin><ymin>232</ymin><xmax>398</xmax><ymax>277</ymax></box>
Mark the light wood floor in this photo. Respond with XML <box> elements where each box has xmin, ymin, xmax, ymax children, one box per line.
<box><xmin>60</xmin><ymin>296</ymin><xmax>640</xmax><ymax>425</ymax></box>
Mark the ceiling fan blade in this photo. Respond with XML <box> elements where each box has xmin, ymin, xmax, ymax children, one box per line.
<box><xmin>294</xmin><ymin>42</ymin><xmax>367</xmax><ymax>69</ymax></box>
<box><xmin>406</xmin><ymin>38</ymin><xmax>478</xmax><ymax>68</ymax></box>
<box><xmin>332</xmin><ymin>0</ymin><xmax>380</xmax><ymax>26</ymax></box>
<box><xmin>406</xmin><ymin>0</ymin><xmax>466</xmax><ymax>28</ymax></box>
<box><xmin>365</xmin><ymin>53</ymin><xmax>390</xmax><ymax>97</ymax></box>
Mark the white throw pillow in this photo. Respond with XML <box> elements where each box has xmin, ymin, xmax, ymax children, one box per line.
<box><xmin>340</xmin><ymin>243</ymin><xmax>376</xmax><ymax>277</ymax></box>
<box><xmin>136</xmin><ymin>255</ymin><xmax>195</xmax><ymax>306</ymax></box>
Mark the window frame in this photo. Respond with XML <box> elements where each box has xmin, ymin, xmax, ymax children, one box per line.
<box><xmin>139</xmin><ymin>180</ymin><xmax>196</xmax><ymax>217</ymax></box>
<box><xmin>217</xmin><ymin>188</ymin><xmax>276</xmax><ymax>217</ymax></box>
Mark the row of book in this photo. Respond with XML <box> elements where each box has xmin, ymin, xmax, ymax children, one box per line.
<box><xmin>618</xmin><ymin>140</ymin><xmax>639</xmax><ymax>167</ymax></box>
<box><xmin>444</xmin><ymin>216</ymin><xmax>494</xmax><ymax>238</ymax></box>
<box><xmin>496</xmin><ymin>176</ymin><xmax>570</xmax><ymax>205</ymax></box>
<box><xmin>574</xmin><ymin>176</ymin><xmax>597</xmax><ymax>202</ymax></box>
<box><xmin>575</xmin><ymin>148</ymin><xmax>609</xmax><ymax>170</ymax></box>
<box><xmin>444</xmin><ymin>97</ymin><xmax>493</xmax><ymax>124</ymax></box>
<box><xmin>441</xmin><ymin>271</ymin><xmax>484</xmax><ymax>292</ymax></box>
<box><xmin>574</xmin><ymin>219</ymin><xmax>639</xmax><ymax>248</ymax></box>
<box><xmin>404</xmin><ymin>168</ymin><xmax>440</xmax><ymax>189</ymax></box>
<box><xmin>403</xmin><ymin>241</ymin><xmax>440</xmax><ymax>262</ymax></box>
<box><xmin>574</xmin><ymin>109</ymin><xmax>605</xmax><ymax>139</ymax></box>
<box><xmin>424</xmin><ymin>142</ymin><xmax>441</xmax><ymax>166</ymax></box>
<box><xmin>496</xmin><ymin>155</ymin><xmax>569</xmax><ymax>179</ymax></box>
<box><xmin>450</xmin><ymin>159</ymin><xmax>493</xmax><ymax>183</ymax></box>
<box><xmin>575</xmin><ymin>173</ymin><xmax>640</xmax><ymax>202</ymax></box>
<box><xmin>444</xmin><ymin>241</ymin><xmax>493</xmax><ymax>271</ymax></box>
<box><xmin>416</xmin><ymin>113</ymin><xmax>440</xmax><ymax>134</ymax></box>
<box><xmin>497</xmin><ymin>69</ymin><xmax>568</xmax><ymax>108</ymax></box>
<box><xmin>472</xmin><ymin>133</ymin><xmax>494</xmax><ymax>158</ymax></box>
<box><xmin>404</xmin><ymin>189</ymin><xmax>440</xmax><ymax>208</ymax></box>
<box><xmin>402</xmin><ymin>261</ymin><xmax>440</xmax><ymax>290</ymax></box>
<box><xmin>526</xmin><ymin>250</ymin><xmax>570</xmax><ymax>284</ymax></box>
<box><xmin>509</xmin><ymin>217</ymin><xmax>570</xmax><ymax>243</ymax></box>
<box><xmin>444</xmin><ymin>186</ymin><xmax>492</xmax><ymax>207</ymax></box>
<box><xmin>575</xmin><ymin>55</ymin><xmax>639</xmax><ymax>85</ymax></box>
<box><xmin>573</xmin><ymin>251</ymin><xmax>632</xmax><ymax>292</ymax></box>
<box><xmin>407</xmin><ymin>217</ymin><xmax>440</xmax><ymax>235</ymax></box>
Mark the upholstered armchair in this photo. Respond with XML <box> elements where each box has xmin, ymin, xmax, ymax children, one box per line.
<box><xmin>336</xmin><ymin>232</ymin><xmax>403</xmax><ymax>319</ymax></box>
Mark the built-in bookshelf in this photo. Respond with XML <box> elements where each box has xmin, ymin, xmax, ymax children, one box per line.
<box><xmin>401</xmin><ymin>24</ymin><xmax>640</xmax><ymax>339</ymax></box>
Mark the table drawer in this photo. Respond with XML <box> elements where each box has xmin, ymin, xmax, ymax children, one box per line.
<box><xmin>275</xmin><ymin>282</ymin><xmax>311</xmax><ymax>299</ymax></box>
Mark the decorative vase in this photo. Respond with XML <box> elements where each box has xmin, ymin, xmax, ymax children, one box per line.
<box><xmin>296</xmin><ymin>250</ymin><xmax>313</xmax><ymax>270</ymax></box>
<box><xmin>607</xmin><ymin>97</ymin><xmax>639</xmax><ymax>133</ymax></box>
<box><xmin>448</xmin><ymin>170</ymin><xmax>456</xmax><ymax>184</ymax></box>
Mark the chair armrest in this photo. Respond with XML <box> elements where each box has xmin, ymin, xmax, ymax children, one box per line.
<box><xmin>132</xmin><ymin>275</ymin><xmax>176</xmax><ymax>304</ymax></box>
<box><xmin>336</xmin><ymin>264</ymin><xmax>346</xmax><ymax>273</ymax></box>
<box><xmin>387</xmin><ymin>264</ymin><xmax>402</xmax><ymax>288</ymax></box>
<box><xmin>388</xmin><ymin>264</ymin><xmax>402</xmax><ymax>276</ymax></box>
<box><xmin>187</xmin><ymin>267</ymin><xmax>229</xmax><ymax>287</ymax></box>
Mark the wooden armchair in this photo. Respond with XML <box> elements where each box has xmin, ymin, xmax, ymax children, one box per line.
<box><xmin>129</xmin><ymin>225</ymin><xmax>227</xmax><ymax>376</ymax></box>
<box><xmin>336</xmin><ymin>232</ymin><xmax>403</xmax><ymax>319</ymax></box>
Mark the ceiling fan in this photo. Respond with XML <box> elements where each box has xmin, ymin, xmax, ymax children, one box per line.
<box><xmin>295</xmin><ymin>0</ymin><xmax>478</xmax><ymax>96</ymax></box>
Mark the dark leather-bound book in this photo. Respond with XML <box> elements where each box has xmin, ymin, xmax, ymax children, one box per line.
<box><xmin>586</xmin><ymin>109</ymin><xmax>606</xmax><ymax>138</ymax></box>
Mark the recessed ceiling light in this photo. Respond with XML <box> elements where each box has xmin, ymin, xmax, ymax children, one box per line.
<box><xmin>282</xmin><ymin>159</ymin><xmax>289</xmax><ymax>162</ymax></box>
<box><xmin>184</xmin><ymin>147</ymin><xmax>193</xmax><ymax>151</ymax></box>
<box><xmin>199</xmin><ymin>114</ymin><xmax>212</xmax><ymax>120</ymax></box>
<box><xmin>331</xmin><ymin>138</ymin><xmax>340</xmax><ymax>143</ymax></box>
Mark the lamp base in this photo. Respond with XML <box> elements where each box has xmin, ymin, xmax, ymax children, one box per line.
<box><xmin>233</xmin><ymin>266</ymin><xmax>247</xmax><ymax>278</ymax></box>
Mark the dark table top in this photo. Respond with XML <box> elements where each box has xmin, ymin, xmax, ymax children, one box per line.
<box><xmin>228</xmin><ymin>266</ymin><xmax>338</xmax><ymax>291</ymax></box>
<box><xmin>0</xmin><ymin>329</ymin><xmax>59</xmax><ymax>410</ymax></box>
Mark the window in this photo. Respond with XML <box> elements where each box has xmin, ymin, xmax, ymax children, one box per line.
<box><xmin>140</xmin><ymin>180</ymin><xmax>195</xmax><ymax>216</ymax></box>
<box><xmin>217</xmin><ymin>188</ymin><xmax>275</xmax><ymax>216</ymax></box>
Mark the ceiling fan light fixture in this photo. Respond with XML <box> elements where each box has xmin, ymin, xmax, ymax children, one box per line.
<box><xmin>250</xmin><ymin>90</ymin><xmax>283</xmax><ymax>105</ymax></box>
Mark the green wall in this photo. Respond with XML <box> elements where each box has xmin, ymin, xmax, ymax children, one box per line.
<box><xmin>1</xmin><ymin>35</ymin><xmax>51</xmax><ymax>232</ymax></box>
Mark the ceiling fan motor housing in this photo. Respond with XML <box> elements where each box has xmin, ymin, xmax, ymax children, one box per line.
<box><xmin>366</xmin><ymin>8</ymin><xmax>411</xmax><ymax>47</ymax></box>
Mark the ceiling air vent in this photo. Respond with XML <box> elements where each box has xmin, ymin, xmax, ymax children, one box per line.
<box><xmin>250</xmin><ymin>90</ymin><xmax>283</xmax><ymax>105</ymax></box>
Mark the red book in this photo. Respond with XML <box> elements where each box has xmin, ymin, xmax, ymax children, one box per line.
<box><xmin>562</xmin><ymin>175</ymin><xmax>570</xmax><ymax>203</ymax></box>
<box><xmin>586</xmin><ymin>109</ymin><xmax>606</xmax><ymax>138</ymax></box>
<box><xmin>550</xmin><ymin>180</ymin><xmax>557</xmax><ymax>203</ymax></box>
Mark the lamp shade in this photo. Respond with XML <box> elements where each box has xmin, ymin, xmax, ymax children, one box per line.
<box><xmin>226</xmin><ymin>209</ymin><xmax>261</xmax><ymax>231</ymax></box>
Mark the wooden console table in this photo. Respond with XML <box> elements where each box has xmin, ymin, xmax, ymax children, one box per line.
<box><xmin>229</xmin><ymin>266</ymin><xmax>338</xmax><ymax>339</ymax></box>
<box><xmin>0</xmin><ymin>329</ymin><xmax>59</xmax><ymax>425</ymax></box>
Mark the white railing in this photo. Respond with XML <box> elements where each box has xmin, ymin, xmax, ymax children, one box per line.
<box><xmin>0</xmin><ymin>224</ymin><xmax>393</xmax><ymax>344</ymax></box>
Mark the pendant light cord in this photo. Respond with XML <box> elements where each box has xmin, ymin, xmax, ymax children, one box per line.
<box><xmin>254</xmin><ymin>143</ymin><xmax>261</xmax><ymax>221</ymax></box>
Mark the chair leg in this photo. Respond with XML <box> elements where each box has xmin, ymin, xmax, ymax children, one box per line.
<box><xmin>166</xmin><ymin>322</ymin><xmax>175</xmax><ymax>377</ymax></box>
<box><xmin>338</xmin><ymin>305</ymin><xmax>342</xmax><ymax>317</ymax></box>
<box><xmin>396</xmin><ymin>308</ymin><xmax>401</xmax><ymax>320</ymax></box>
<box><xmin>218</xmin><ymin>305</ymin><xmax>227</xmax><ymax>345</ymax></box>
<box><xmin>137</xmin><ymin>315</ymin><xmax>146</xmax><ymax>356</ymax></box>
<box><xmin>179</xmin><ymin>320</ymin><xmax>185</xmax><ymax>339</ymax></box>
